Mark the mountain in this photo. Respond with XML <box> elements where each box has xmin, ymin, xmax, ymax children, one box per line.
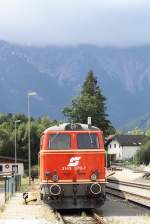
<box><xmin>123</xmin><ymin>114</ymin><xmax>150</xmax><ymax>132</ymax></box>
<box><xmin>0</xmin><ymin>40</ymin><xmax>150</xmax><ymax>129</ymax></box>
<box><xmin>0</xmin><ymin>41</ymin><xmax>73</xmax><ymax>119</ymax></box>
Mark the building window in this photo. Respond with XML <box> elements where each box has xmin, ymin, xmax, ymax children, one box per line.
<box><xmin>114</xmin><ymin>144</ymin><xmax>116</xmax><ymax>148</ymax></box>
<box><xmin>110</xmin><ymin>144</ymin><xmax>111</xmax><ymax>148</ymax></box>
<box><xmin>12</xmin><ymin>165</ymin><xmax>18</xmax><ymax>174</ymax></box>
<box><xmin>0</xmin><ymin>165</ymin><xmax>3</xmax><ymax>172</ymax></box>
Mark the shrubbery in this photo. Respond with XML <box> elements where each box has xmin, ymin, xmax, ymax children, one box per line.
<box><xmin>0</xmin><ymin>113</ymin><xmax>56</xmax><ymax>165</ymax></box>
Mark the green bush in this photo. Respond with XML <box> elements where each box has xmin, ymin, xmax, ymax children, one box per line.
<box><xmin>31</xmin><ymin>165</ymin><xmax>39</xmax><ymax>178</ymax></box>
<box><xmin>135</xmin><ymin>139</ymin><xmax>150</xmax><ymax>165</ymax></box>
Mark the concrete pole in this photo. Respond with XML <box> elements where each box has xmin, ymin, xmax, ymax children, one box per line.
<box><xmin>27</xmin><ymin>92</ymin><xmax>37</xmax><ymax>185</ymax></box>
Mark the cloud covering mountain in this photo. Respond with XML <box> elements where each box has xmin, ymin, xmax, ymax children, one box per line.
<box><xmin>0</xmin><ymin>0</ymin><xmax>150</xmax><ymax>46</ymax></box>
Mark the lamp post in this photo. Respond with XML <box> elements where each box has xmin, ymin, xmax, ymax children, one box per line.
<box><xmin>14</xmin><ymin>120</ymin><xmax>21</xmax><ymax>175</ymax></box>
<box><xmin>27</xmin><ymin>91</ymin><xmax>37</xmax><ymax>185</ymax></box>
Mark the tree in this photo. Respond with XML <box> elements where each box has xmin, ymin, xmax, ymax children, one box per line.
<box><xmin>136</xmin><ymin>126</ymin><xmax>150</xmax><ymax>165</ymax></box>
<box><xmin>0</xmin><ymin>113</ymin><xmax>57</xmax><ymax>165</ymax></box>
<box><xmin>130</xmin><ymin>127</ymin><xmax>144</xmax><ymax>135</ymax></box>
<box><xmin>136</xmin><ymin>140</ymin><xmax>150</xmax><ymax>165</ymax></box>
<box><xmin>62</xmin><ymin>70</ymin><xmax>115</xmax><ymax>135</ymax></box>
<box><xmin>133</xmin><ymin>126</ymin><xmax>150</xmax><ymax>165</ymax></box>
<box><xmin>0</xmin><ymin>127</ymin><xmax>13</xmax><ymax>156</ymax></box>
<box><xmin>146</xmin><ymin>127</ymin><xmax>150</xmax><ymax>138</ymax></box>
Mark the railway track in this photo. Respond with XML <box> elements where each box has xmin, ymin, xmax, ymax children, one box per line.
<box><xmin>106</xmin><ymin>179</ymin><xmax>150</xmax><ymax>209</ymax></box>
<box><xmin>56</xmin><ymin>210</ymin><xmax>107</xmax><ymax>224</ymax></box>
<box><xmin>107</xmin><ymin>178</ymin><xmax>150</xmax><ymax>190</ymax></box>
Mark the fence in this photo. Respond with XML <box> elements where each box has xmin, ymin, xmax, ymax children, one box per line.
<box><xmin>0</xmin><ymin>174</ymin><xmax>21</xmax><ymax>203</ymax></box>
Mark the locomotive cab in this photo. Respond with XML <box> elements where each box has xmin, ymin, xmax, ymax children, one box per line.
<box><xmin>39</xmin><ymin>123</ymin><xmax>106</xmax><ymax>209</ymax></box>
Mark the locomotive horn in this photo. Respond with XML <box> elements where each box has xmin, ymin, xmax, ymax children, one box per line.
<box><xmin>88</xmin><ymin>117</ymin><xmax>92</xmax><ymax>128</ymax></box>
<box><xmin>90</xmin><ymin>183</ymin><xmax>101</xmax><ymax>195</ymax></box>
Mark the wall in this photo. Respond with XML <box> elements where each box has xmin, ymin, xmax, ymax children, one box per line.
<box><xmin>107</xmin><ymin>140</ymin><xmax>140</xmax><ymax>161</ymax></box>
<box><xmin>122</xmin><ymin>146</ymin><xmax>140</xmax><ymax>159</ymax></box>
<box><xmin>107</xmin><ymin>140</ymin><xmax>123</xmax><ymax>160</ymax></box>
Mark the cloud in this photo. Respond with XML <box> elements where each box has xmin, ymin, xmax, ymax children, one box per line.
<box><xmin>0</xmin><ymin>0</ymin><xmax>150</xmax><ymax>46</ymax></box>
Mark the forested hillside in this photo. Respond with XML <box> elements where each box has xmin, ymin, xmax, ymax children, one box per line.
<box><xmin>1</xmin><ymin>40</ymin><xmax>150</xmax><ymax>128</ymax></box>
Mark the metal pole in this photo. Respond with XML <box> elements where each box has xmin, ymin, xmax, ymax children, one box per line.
<box><xmin>27</xmin><ymin>91</ymin><xmax>37</xmax><ymax>185</ymax></box>
<box><xmin>5</xmin><ymin>177</ymin><xmax>7</xmax><ymax>202</ymax></box>
<box><xmin>15</xmin><ymin>122</ymin><xmax>17</xmax><ymax>175</ymax></box>
<box><xmin>28</xmin><ymin>94</ymin><xmax>31</xmax><ymax>185</ymax></box>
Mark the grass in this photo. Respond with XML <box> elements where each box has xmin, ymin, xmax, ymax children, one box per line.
<box><xmin>109</xmin><ymin>218</ymin><xmax>121</xmax><ymax>224</ymax></box>
<box><xmin>0</xmin><ymin>180</ymin><xmax>4</xmax><ymax>186</ymax></box>
<box><xmin>0</xmin><ymin>204</ymin><xmax>5</xmax><ymax>213</ymax></box>
<box><xmin>20</xmin><ymin>177</ymin><xmax>35</xmax><ymax>192</ymax></box>
<box><xmin>143</xmin><ymin>213</ymin><xmax>150</xmax><ymax>223</ymax></box>
<box><xmin>0</xmin><ymin>181</ymin><xmax>5</xmax><ymax>214</ymax></box>
<box><xmin>20</xmin><ymin>177</ymin><xmax>40</xmax><ymax>204</ymax></box>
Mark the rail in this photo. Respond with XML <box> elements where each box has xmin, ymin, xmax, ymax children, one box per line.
<box><xmin>109</xmin><ymin>163</ymin><xmax>150</xmax><ymax>177</ymax></box>
<box><xmin>56</xmin><ymin>210</ymin><xmax>108</xmax><ymax>224</ymax></box>
<box><xmin>106</xmin><ymin>180</ymin><xmax>150</xmax><ymax>209</ymax></box>
<box><xmin>107</xmin><ymin>179</ymin><xmax>150</xmax><ymax>190</ymax></box>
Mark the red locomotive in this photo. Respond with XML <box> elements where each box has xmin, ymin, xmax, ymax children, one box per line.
<box><xmin>39</xmin><ymin>122</ymin><xmax>106</xmax><ymax>209</ymax></box>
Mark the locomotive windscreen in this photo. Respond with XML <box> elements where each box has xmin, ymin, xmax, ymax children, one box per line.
<box><xmin>77</xmin><ymin>133</ymin><xmax>99</xmax><ymax>149</ymax></box>
<box><xmin>49</xmin><ymin>134</ymin><xmax>71</xmax><ymax>150</ymax></box>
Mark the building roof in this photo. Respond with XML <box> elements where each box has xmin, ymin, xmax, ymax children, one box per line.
<box><xmin>0</xmin><ymin>156</ymin><xmax>27</xmax><ymax>163</ymax></box>
<box><xmin>108</xmin><ymin>134</ymin><xmax>147</xmax><ymax>146</ymax></box>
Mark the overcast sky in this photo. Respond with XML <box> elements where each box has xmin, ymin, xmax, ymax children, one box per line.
<box><xmin>0</xmin><ymin>0</ymin><xmax>150</xmax><ymax>46</ymax></box>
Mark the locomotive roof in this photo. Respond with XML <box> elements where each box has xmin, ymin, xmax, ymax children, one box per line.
<box><xmin>44</xmin><ymin>123</ymin><xmax>100</xmax><ymax>133</ymax></box>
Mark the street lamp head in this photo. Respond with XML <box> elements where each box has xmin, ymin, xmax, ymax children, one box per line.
<box><xmin>15</xmin><ymin>120</ymin><xmax>21</xmax><ymax>123</ymax></box>
<box><xmin>27</xmin><ymin>91</ymin><xmax>37</xmax><ymax>96</ymax></box>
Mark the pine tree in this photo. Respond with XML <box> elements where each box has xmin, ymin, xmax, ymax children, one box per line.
<box><xmin>62</xmin><ymin>70</ymin><xmax>115</xmax><ymax>135</ymax></box>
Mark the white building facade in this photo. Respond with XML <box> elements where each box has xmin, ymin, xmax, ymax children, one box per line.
<box><xmin>107</xmin><ymin>135</ymin><xmax>146</xmax><ymax>161</ymax></box>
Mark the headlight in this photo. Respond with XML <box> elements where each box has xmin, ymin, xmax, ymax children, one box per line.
<box><xmin>90</xmin><ymin>183</ymin><xmax>101</xmax><ymax>195</ymax></box>
<box><xmin>50</xmin><ymin>184</ymin><xmax>61</xmax><ymax>196</ymax></box>
<box><xmin>52</xmin><ymin>174</ymin><xmax>59</xmax><ymax>182</ymax></box>
<box><xmin>91</xmin><ymin>173</ymin><xmax>97</xmax><ymax>181</ymax></box>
